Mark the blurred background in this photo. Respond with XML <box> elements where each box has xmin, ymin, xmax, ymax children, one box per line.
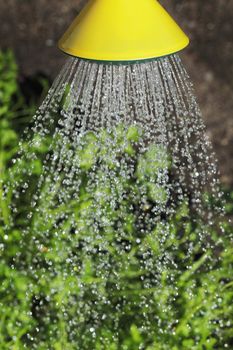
<box><xmin>0</xmin><ymin>0</ymin><xmax>233</xmax><ymax>186</ymax></box>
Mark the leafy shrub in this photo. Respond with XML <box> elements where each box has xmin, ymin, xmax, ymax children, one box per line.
<box><xmin>0</xmin><ymin>51</ymin><xmax>232</xmax><ymax>349</ymax></box>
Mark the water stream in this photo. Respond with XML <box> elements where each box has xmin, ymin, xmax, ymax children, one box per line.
<box><xmin>4</xmin><ymin>54</ymin><xmax>227</xmax><ymax>348</ymax></box>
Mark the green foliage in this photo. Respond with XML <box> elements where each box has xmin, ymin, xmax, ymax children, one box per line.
<box><xmin>0</xmin><ymin>50</ymin><xmax>232</xmax><ymax>349</ymax></box>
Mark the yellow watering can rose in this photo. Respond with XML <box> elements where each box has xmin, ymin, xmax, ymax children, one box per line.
<box><xmin>59</xmin><ymin>0</ymin><xmax>189</xmax><ymax>62</ymax></box>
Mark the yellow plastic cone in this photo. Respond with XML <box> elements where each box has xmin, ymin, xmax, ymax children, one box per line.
<box><xmin>58</xmin><ymin>0</ymin><xmax>189</xmax><ymax>62</ymax></box>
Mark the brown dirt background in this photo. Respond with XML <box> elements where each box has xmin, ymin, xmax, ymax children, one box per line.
<box><xmin>0</xmin><ymin>0</ymin><xmax>232</xmax><ymax>186</ymax></box>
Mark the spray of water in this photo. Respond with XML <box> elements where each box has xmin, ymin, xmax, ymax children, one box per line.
<box><xmin>4</xmin><ymin>54</ymin><xmax>227</xmax><ymax>348</ymax></box>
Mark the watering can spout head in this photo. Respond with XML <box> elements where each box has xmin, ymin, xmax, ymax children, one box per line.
<box><xmin>58</xmin><ymin>0</ymin><xmax>189</xmax><ymax>62</ymax></box>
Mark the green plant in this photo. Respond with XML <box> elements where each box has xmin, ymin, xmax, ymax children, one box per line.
<box><xmin>0</xmin><ymin>51</ymin><xmax>51</xmax><ymax>349</ymax></box>
<box><xmin>0</xmin><ymin>50</ymin><xmax>232</xmax><ymax>350</ymax></box>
